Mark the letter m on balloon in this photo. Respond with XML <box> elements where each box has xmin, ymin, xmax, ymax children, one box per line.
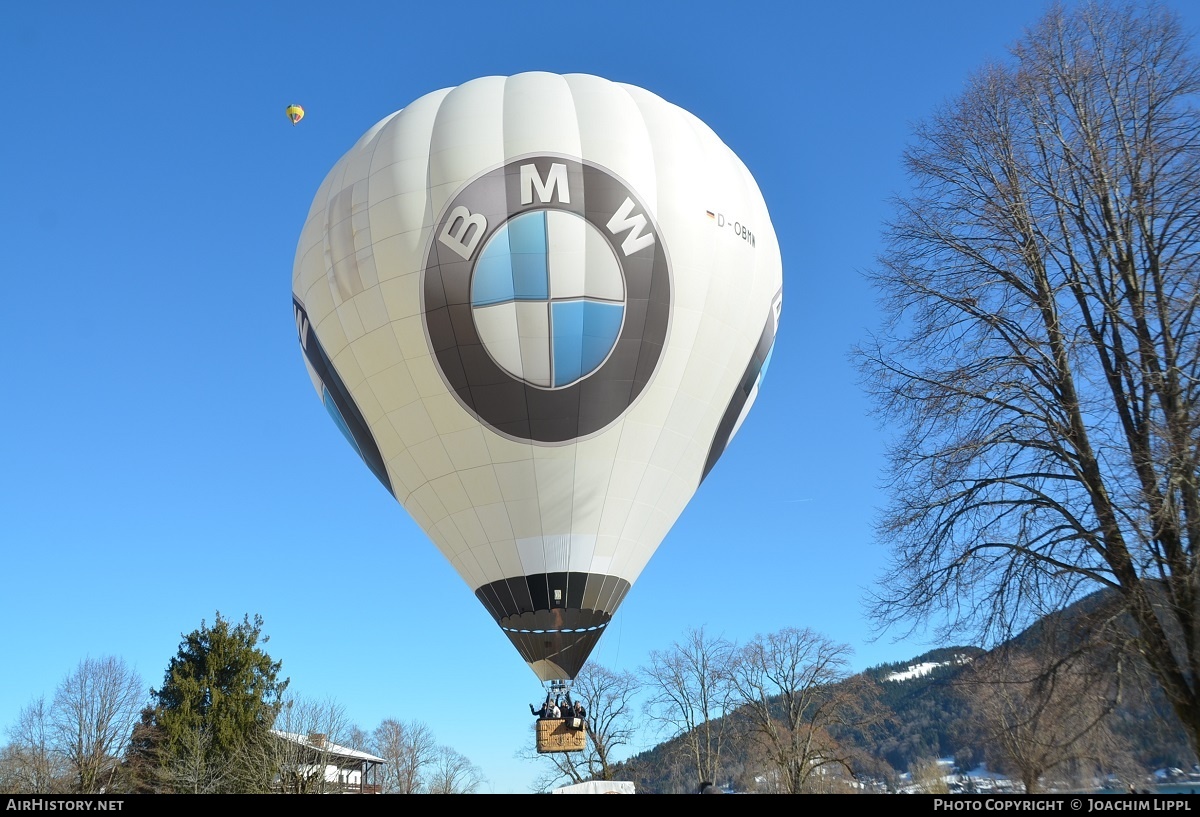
<box><xmin>520</xmin><ymin>162</ymin><xmax>570</xmax><ymax>205</ymax></box>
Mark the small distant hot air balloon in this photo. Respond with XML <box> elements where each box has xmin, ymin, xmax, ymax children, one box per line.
<box><xmin>285</xmin><ymin>104</ymin><xmax>304</xmax><ymax>126</ymax></box>
<box><xmin>292</xmin><ymin>73</ymin><xmax>782</xmax><ymax>698</ymax></box>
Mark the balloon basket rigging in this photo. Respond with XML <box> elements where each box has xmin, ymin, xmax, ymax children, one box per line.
<box><xmin>534</xmin><ymin>679</ymin><xmax>587</xmax><ymax>754</ymax></box>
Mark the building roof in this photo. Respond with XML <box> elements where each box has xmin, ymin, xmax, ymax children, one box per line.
<box><xmin>270</xmin><ymin>730</ymin><xmax>386</xmax><ymax>764</ymax></box>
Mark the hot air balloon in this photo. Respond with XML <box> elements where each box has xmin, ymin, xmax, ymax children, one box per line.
<box><xmin>292</xmin><ymin>73</ymin><xmax>782</xmax><ymax>694</ymax></box>
<box><xmin>286</xmin><ymin>104</ymin><xmax>305</xmax><ymax>126</ymax></box>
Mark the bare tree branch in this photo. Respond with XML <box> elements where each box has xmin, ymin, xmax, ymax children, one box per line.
<box><xmin>370</xmin><ymin>718</ymin><xmax>437</xmax><ymax>793</ymax></box>
<box><xmin>49</xmin><ymin>657</ymin><xmax>145</xmax><ymax>793</ymax></box>
<box><xmin>857</xmin><ymin>0</ymin><xmax>1200</xmax><ymax>752</ymax></box>
<box><xmin>641</xmin><ymin>627</ymin><xmax>740</xmax><ymax>789</ymax></box>
<box><xmin>730</xmin><ymin>628</ymin><xmax>888</xmax><ymax>793</ymax></box>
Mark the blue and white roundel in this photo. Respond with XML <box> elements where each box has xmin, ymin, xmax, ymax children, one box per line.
<box><xmin>471</xmin><ymin>210</ymin><xmax>626</xmax><ymax>389</ymax></box>
<box><xmin>423</xmin><ymin>155</ymin><xmax>671</xmax><ymax>444</ymax></box>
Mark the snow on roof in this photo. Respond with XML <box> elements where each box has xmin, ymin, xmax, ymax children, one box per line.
<box><xmin>552</xmin><ymin>781</ymin><xmax>636</xmax><ymax>794</ymax></box>
<box><xmin>270</xmin><ymin>730</ymin><xmax>385</xmax><ymax>763</ymax></box>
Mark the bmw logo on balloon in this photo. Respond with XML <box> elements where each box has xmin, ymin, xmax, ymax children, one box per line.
<box><xmin>292</xmin><ymin>73</ymin><xmax>782</xmax><ymax>685</ymax></box>
<box><xmin>423</xmin><ymin>156</ymin><xmax>671</xmax><ymax>444</ymax></box>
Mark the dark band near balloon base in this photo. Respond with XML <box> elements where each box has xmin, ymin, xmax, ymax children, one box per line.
<box><xmin>475</xmin><ymin>572</ymin><xmax>631</xmax><ymax>680</ymax></box>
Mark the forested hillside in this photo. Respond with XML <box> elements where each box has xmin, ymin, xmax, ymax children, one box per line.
<box><xmin>610</xmin><ymin>597</ymin><xmax>1196</xmax><ymax>793</ymax></box>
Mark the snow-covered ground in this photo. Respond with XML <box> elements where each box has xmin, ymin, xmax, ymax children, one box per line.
<box><xmin>884</xmin><ymin>654</ymin><xmax>974</xmax><ymax>682</ymax></box>
<box><xmin>885</xmin><ymin>662</ymin><xmax>943</xmax><ymax>682</ymax></box>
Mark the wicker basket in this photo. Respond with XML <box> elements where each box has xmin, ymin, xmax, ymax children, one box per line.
<box><xmin>535</xmin><ymin>718</ymin><xmax>588</xmax><ymax>753</ymax></box>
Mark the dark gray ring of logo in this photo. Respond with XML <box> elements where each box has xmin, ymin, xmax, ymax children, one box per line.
<box><xmin>422</xmin><ymin>155</ymin><xmax>671</xmax><ymax>444</ymax></box>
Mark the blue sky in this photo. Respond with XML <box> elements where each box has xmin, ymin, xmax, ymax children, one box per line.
<box><xmin>4</xmin><ymin>0</ymin><xmax>1197</xmax><ymax>795</ymax></box>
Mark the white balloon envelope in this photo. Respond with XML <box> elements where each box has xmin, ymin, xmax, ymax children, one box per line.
<box><xmin>292</xmin><ymin>72</ymin><xmax>782</xmax><ymax>682</ymax></box>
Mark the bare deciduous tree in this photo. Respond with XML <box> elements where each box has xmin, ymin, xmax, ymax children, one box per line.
<box><xmin>424</xmin><ymin>745</ymin><xmax>484</xmax><ymax>794</ymax></box>
<box><xmin>968</xmin><ymin>651</ymin><xmax>1117</xmax><ymax>793</ymax></box>
<box><xmin>856</xmin><ymin>1</ymin><xmax>1200</xmax><ymax>754</ymax></box>
<box><xmin>370</xmin><ymin>718</ymin><xmax>437</xmax><ymax>794</ymax></box>
<box><xmin>50</xmin><ymin>656</ymin><xmax>145</xmax><ymax>793</ymax></box>
<box><xmin>641</xmin><ymin>627</ymin><xmax>739</xmax><ymax>791</ymax></box>
<box><xmin>343</xmin><ymin>724</ymin><xmax>371</xmax><ymax>752</ymax></box>
<box><xmin>908</xmin><ymin>758</ymin><xmax>951</xmax><ymax>794</ymax></box>
<box><xmin>3</xmin><ymin>697</ymin><xmax>68</xmax><ymax>793</ymax></box>
<box><xmin>730</xmin><ymin>628</ymin><xmax>887</xmax><ymax>794</ymax></box>
<box><xmin>961</xmin><ymin>613</ymin><xmax>1131</xmax><ymax>793</ymax></box>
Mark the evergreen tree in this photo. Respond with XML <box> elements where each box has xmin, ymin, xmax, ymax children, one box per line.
<box><xmin>149</xmin><ymin>613</ymin><xmax>289</xmax><ymax>793</ymax></box>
